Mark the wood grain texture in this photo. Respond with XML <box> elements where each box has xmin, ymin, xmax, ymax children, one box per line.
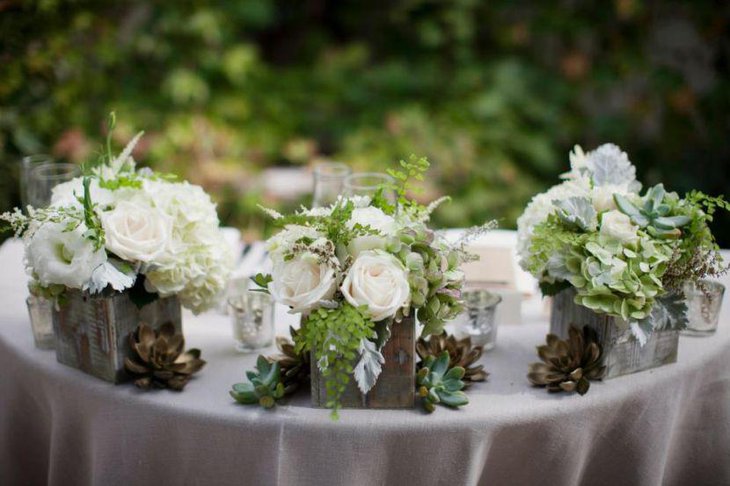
<box><xmin>550</xmin><ymin>287</ymin><xmax>678</xmax><ymax>379</ymax></box>
<box><xmin>311</xmin><ymin>317</ymin><xmax>415</xmax><ymax>409</ymax></box>
<box><xmin>53</xmin><ymin>290</ymin><xmax>182</xmax><ymax>383</ymax></box>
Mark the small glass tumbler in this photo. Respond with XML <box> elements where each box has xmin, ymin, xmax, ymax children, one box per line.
<box><xmin>343</xmin><ymin>172</ymin><xmax>396</xmax><ymax>202</ymax></box>
<box><xmin>682</xmin><ymin>280</ymin><xmax>725</xmax><ymax>336</ymax></box>
<box><xmin>460</xmin><ymin>288</ymin><xmax>502</xmax><ymax>350</ymax></box>
<box><xmin>312</xmin><ymin>162</ymin><xmax>351</xmax><ymax>208</ymax></box>
<box><xmin>26</xmin><ymin>294</ymin><xmax>55</xmax><ymax>349</ymax></box>
<box><xmin>228</xmin><ymin>290</ymin><xmax>275</xmax><ymax>352</ymax></box>
<box><xmin>27</xmin><ymin>162</ymin><xmax>80</xmax><ymax>209</ymax></box>
<box><xmin>20</xmin><ymin>154</ymin><xmax>54</xmax><ymax>211</ymax></box>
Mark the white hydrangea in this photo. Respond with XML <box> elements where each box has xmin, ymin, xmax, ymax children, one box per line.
<box><xmin>137</xmin><ymin>179</ymin><xmax>233</xmax><ymax>313</ymax></box>
<box><xmin>51</xmin><ymin>177</ymin><xmax>134</xmax><ymax>208</ymax></box>
<box><xmin>516</xmin><ymin>176</ymin><xmax>590</xmax><ymax>268</ymax></box>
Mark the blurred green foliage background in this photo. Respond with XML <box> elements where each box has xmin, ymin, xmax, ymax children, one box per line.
<box><xmin>2</xmin><ymin>0</ymin><xmax>729</xmax><ymax>243</ymax></box>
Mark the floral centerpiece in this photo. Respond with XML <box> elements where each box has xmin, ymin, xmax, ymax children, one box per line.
<box><xmin>2</xmin><ymin>119</ymin><xmax>232</xmax><ymax>312</ymax></box>
<box><xmin>2</xmin><ymin>115</ymin><xmax>232</xmax><ymax>381</ymax></box>
<box><xmin>517</xmin><ymin>143</ymin><xmax>727</xmax><ymax>346</ymax></box>
<box><xmin>252</xmin><ymin>156</ymin><xmax>492</xmax><ymax>415</ymax></box>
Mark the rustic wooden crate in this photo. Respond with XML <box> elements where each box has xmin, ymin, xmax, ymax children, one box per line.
<box><xmin>52</xmin><ymin>289</ymin><xmax>182</xmax><ymax>383</ymax></box>
<box><xmin>311</xmin><ymin>316</ymin><xmax>415</xmax><ymax>409</ymax></box>
<box><xmin>550</xmin><ymin>287</ymin><xmax>679</xmax><ymax>379</ymax></box>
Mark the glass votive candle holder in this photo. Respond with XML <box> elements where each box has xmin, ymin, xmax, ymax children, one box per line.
<box><xmin>682</xmin><ymin>280</ymin><xmax>725</xmax><ymax>336</ymax></box>
<box><xmin>312</xmin><ymin>161</ymin><xmax>351</xmax><ymax>208</ymax></box>
<box><xmin>26</xmin><ymin>294</ymin><xmax>55</xmax><ymax>349</ymax></box>
<box><xmin>228</xmin><ymin>290</ymin><xmax>275</xmax><ymax>352</ymax></box>
<box><xmin>459</xmin><ymin>288</ymin><xmax>502</xmax><ymax>350</ymax></box>
<box><xmin>343</xmin><ymin>172</ymin><xmax>396</xmax><ymax>202</ymax></box>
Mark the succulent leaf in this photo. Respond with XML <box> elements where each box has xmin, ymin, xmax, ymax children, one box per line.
<box><xmin>230</xmin><ymin>356</ymin><xmax>286</xmax><ymax>410</ymax></box>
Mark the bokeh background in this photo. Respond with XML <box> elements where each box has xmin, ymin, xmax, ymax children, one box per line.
<box><xmin>2</xmin><ymin>1</ymin><xmax>729</xmax><ymax>243</ymax></box>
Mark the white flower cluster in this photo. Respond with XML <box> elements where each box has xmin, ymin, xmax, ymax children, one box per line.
<box><xmin>18</xmin><ymin>133</ymin><xmax>232</xmax><ymax>313</ymax></box>
<box><xmin>266</xmin><ymin>202</ymin><xmax>411</xmax><ymax>322</ymax></box>
<box><xmin>516</xmin><ymin>143</ymin><xmax>642</xmax><ymax>267</ymax></box>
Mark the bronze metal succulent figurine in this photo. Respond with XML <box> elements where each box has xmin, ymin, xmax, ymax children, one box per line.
<box><xmin>416</xmin><ymin>332</ymin><xmax>488</xmax><ymax>387</ymax></box>
<box><xmin>124</xmin><ymin>322</ymin><xmax>206</xmax><ymax>391</ymax></box>
<box><xmin>527</xmin><ymin>326</ymin><xmax>606</xmax><ymax>395</ymax></box>
<box><xmin>268</xmin><ymin>326</ymin><xmax>310</xmax><ymax>394</ymax></box>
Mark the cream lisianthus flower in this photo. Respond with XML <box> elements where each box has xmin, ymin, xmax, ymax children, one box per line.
<box><xmin>268</xmin><ymin>252</ymin><xmax>338</xmax><ymax>313</ymax></box>
<box><xmin>102</xmin><ymin>200</ymin><xmax>172</xmax><ymax>263</ymax></box>
<box><xmin>25</xmin><ymin>222</ymin><xmax>106</xmax><ymax>289</ymax></box>
<box><xmin>341</xmin><ymin>250</ymin><xmax>410</xmax><ymax>322</ymax></box>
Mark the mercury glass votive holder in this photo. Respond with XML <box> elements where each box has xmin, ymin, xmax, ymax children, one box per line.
<box><xmin>459</xmin><ymin>288</ymin><xmax>502</xmax><ymax>350</ymax></box>
<box><xmin>26</xmin><ymin>294</ymin><xmax>55</xmax><ymax>350</ymax></box>
<box><xmin>682</xmin><ymin>280</ymin><xmax>725</xmax><ymax>336</ymax></box>
<box><xmin>228</xmin><ymin>290</ymin><xmax>275</xmax><ymax>352</ymax></box>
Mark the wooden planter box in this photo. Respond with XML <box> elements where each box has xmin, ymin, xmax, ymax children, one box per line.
<box><xmin>52</xmin><ymin>289</ymin><xmax>182</xmax><ymax>383</ymax></box>
<box><xmin>550</xmin><ymin>287</ymin><xmax>679</xmax><ymax>379</ymax></box>
<box><xmin>311</xmin><ymin>317</ymin><xmax>415</xmax><ymax>409</ymax></box>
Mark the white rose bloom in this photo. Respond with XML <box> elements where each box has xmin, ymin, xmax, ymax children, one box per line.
<box><xmin>268</xmin><ymin>252</ymin><xmax>337</xmax><ymax>313</ymax></box>
<box><xmin>591</xmin><ymin>184</ymin><xmax>634</xmax><ymax>213</ymax></box>
<box><xmin>600</xmin><ymin>210</ymin><xmax>639</xmax><ymax>244</ymax></box>
<box><xmin>102</xmin><ymin>200</ymin><xmax>172</xmax><ymax>263</ymax></box>
<box><xmin>348</xmin><ymin>206</ymin><xmax>397</xmax><ymax>235</ymax></box>
<box><xmin>346</xmin><ymin>206</ymin><xmax>397</xmax><ymax>258</ymax></box>
<box><xmin>25</xmin><ymin>222</ymin><xmax>107</xmax><ymax>289</ymax></box>
<box><xmin>341</xmin><ymin>250</ymin><xmax>410</xmax><ymax>322</ymax></box>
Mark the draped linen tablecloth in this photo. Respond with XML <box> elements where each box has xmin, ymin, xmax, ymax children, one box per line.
<box><xmin>1</xmin><ymin>239</ymin><xmax>729</xmax><ymax>486</ymax></box>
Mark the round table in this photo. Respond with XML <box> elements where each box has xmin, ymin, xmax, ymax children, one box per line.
<box><xmin>1</xmin><ymin>240</ymin><xmax>729</xmax><ymax>486</ymax></box>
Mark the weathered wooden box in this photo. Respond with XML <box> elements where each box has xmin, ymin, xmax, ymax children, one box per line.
<box><xmin>550</xmin><ymin>288</ymin><xmax>679</xmax><ymax>379</ymax></box>
<box><xmin>52</xmin><ymin>289</ymin><xmax>182</xmax><ymax>383</ymax></box>
<box><xmin>311</xmin><ymin>317</ymin><xmax>415</xmax><ymax>409</ymax></box>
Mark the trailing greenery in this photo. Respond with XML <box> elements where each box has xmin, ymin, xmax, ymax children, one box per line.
<box><xmin>294</xmin><ymin>303</ymin><xmax>375</xmax><ymax>419</ymax></box>
<box><xmin>416</xmin><ymin>351</ymin><xmax>469</xmax><ymax>413</ymax></box>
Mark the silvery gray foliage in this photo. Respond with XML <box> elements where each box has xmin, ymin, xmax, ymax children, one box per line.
<box><xmin>585</xmin><ymin>143</ymin><xmax>638</xmax><ymax>187</ymax></box>
<box><xmin>553</xmin><ymin>197</ymin><xmax>597</xmax><ymax>231</ymax></box>
<box><xmin>353</xmin><ymin>338</ymin><xmax>384</xmax><ymax>394</ymax></box>
<box><xmin>631</xmin><ymin>292</ymin><xmax>689</xmax><ymax>345</ymax></box>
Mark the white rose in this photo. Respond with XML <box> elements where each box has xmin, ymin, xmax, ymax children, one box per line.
<box><xmin>102</xmin><ymin>201</ymin><xmax>172</xmax><ymax>263</ymax></box>
<box><xmin>347</xmin><ymin>207</ymin><xmax>397</xmax><ymax>235</ymax></box>
<box><xmin>268</xmin><ymin>252</ymin><xmax>337</xmax><ymax>313</ymax></box>
<box><xmin>346</xmin><ymin>207</ymin><xmax>397</xmax><ymax>259</ymax></box>
<box><xmin>341</xmin><ymin>250</ymin><xmax>410</xmax><ymax>322</ymax></box>
<box><xmin>591</xmin><ymin>183</ymin><xmax>638</xmax><ymax>213</ymax></box>
<box><xmin>600</xmin><ymin>210</ymin><xmax>639</xmax><ymax>244</ymax></box>
<box><xmin>26</xmin><ymin>222</ymin><xmax>107</xmax><ymax>289</ymax></box>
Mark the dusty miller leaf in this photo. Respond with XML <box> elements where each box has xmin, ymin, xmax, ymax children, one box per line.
<box><xmin>553</xmin><ymin>197</ymin><xmax>597</xmax><ymax>231</ymax></box>
<box><xmin>586</xmin><ymin>144</ymin><xmax>636</xmax><ymax>186</ymax></box>
<box><xmin>353</xmin><ymin>338</ymin><xmax>384</xmax><ymax>394</ymax></box>
<box><xmin>85</xmin><ymin>260</ymin><xmax>136</xmax><ymax>294</ymax></box>
<box><xmin>647</xmin><ymin>293</ymin><xmax>689</xmax><ymax>331</ymax></box>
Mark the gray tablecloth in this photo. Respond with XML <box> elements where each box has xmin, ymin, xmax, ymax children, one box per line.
<box><xmin>1</xmin><ymin>239</ymin><xmax>729</xmax><ymax>486</ymax></box>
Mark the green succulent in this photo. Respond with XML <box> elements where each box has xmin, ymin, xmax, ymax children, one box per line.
<box><xmin>230</xmin><ymin>355</ymin><xmax>285</xmax><ymax>409</ymax></box>
<box><xmin>614</xmin><ymin>184</ymin><xmax>691</xmax><ymax>239</ymax></box>
<box><xmin>416</xmin><ymin>351</ymin><xmax>469</xmax><ymax>413</ymax></box>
